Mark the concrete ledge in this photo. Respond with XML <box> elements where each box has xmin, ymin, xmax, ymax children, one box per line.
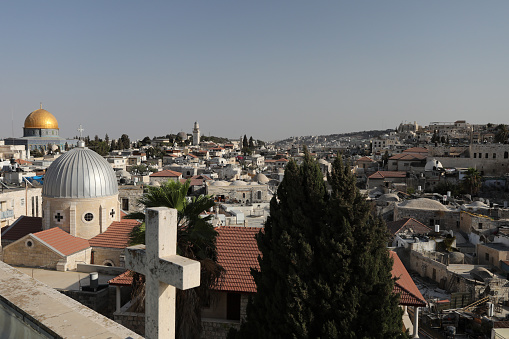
<box><xmin>76</xmin><ymin>263</ymin><xmax>126</xmax><ymax>275</ymax></box>
<box><xmin>0</xmin><ymin>261</ymin><xmax>141</xmax><ymax>339</ymax></box>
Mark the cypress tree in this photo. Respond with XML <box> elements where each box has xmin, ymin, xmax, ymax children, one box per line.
<box><xmin>231</xmin><ymin>153</ymin><xmax>406</xmax><ymax>338</ymax></box>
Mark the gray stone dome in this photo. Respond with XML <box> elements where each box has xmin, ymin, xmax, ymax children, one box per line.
<box><xmin>448</xmin><ymin>252</ymin><xmax>464</xmax><ymax>264</ymax></box>
<box><xmin>43</xmin><ymin>146</ymin><xmax>118</xmax><ymax>199</ymax></box>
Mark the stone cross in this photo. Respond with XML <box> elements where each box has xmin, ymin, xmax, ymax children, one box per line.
<box><xmin>125</xmin><ymin>207</ymin><xmax>201</xmax><ymax>339</ymax></box>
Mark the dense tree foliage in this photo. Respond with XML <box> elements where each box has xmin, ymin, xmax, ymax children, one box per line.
<box><xmin>463</xmin><ymin>167</ymin><xmax>482</xmax><ymax>195</ymax></box>
<box><xmin>229</xmin><ymin>150</ymin><xmax>405</xmax><ymax>339</ymax></box>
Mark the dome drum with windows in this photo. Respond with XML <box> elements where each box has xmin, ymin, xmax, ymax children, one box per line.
<box><xmin>42</xmin><ymin>143</ymin><xmax>120</xmax><ymax>239</ymax></box>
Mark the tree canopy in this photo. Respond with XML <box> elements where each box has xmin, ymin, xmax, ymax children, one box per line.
<box><xmin>230</xmin><ymin>150</ymin><xmax>405</xmax><ymax>339</ymax></box>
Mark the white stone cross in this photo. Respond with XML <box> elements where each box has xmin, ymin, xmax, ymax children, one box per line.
<box><xmin>125</xmin><ymin>207</ymin><xmax>201</xmax><ymax>339</ymax></box>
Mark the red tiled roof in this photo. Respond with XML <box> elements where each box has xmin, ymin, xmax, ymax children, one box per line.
<box><xmin>180</xmin><ymin>178</ymin><xmax>205</xmax><ymax>186</ymax></box>
<box><xmin>389</xmin><ymin>153</ymin><xmax>426</xmax><ymax>161</ymax></box>
<box><xmin>33</xmin><ymin>227</ymin><xmax>90</xmax><ymax>256</ymax></box>
<box><xmin>1</xmin><ymin>216</ymin><xmax>42</xmax><ymax>241</ymax></box>
<box><xmin>356</xmin><ymin>156</ymin><xmax>376</xmax><ymax>163</ymax></box>
<box><xmin>214</xmin><ymin>226</ymin><xmax>261</xmax><ymax>293</ymax></box>
<box><xmin>386</xmin><ymin>218</ymin><xmax>432</xmax><ymax>236</ymax></box>
<box><xmin>108</xmin><ymin>270</ymin><xmax>133</xmax><ymax>286</ymax></box>
<box><xmin>89</xmin><ymin>220</ymin><xmax>140</xmax><ymax>249</ymax></box>
<box><xmin>368</xmin><ymin>171</ymin><xmax>407</xmax><ymax>179</ymax></box>
<box><xmin>403</xmin><ymin>147</ymin><xmax>428</xmax><ymax>155</ymax></box>
<box><xmin>15</xmin><ymin>159</ymin><xmax>33</xmax><ymax>165</ymax></box>
<box><xmin>150</xmin><ymin>170</ymin><xmax>182</xmax><ymax>177</ymax></box>
<box><xmin>390</xmin><ymin>251</ymin><xmax>426</xmax><ymax>307</ymax></box>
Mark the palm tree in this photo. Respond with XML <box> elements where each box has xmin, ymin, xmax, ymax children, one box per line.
<box><xmin>463</xmin><ymin>167</ymin><xmax>482</xmax><ymax>195</ymax></box>
<box><xmin>127</xmin><ymin>179</ymin><xmax>223</xmax><ymax>339</ymax></box>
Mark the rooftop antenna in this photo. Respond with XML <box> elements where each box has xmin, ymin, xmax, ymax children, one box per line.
<box><xmin>11</xmin><ymin>107</ymin><xmax>14</xmax><ymax>138</ymax></box>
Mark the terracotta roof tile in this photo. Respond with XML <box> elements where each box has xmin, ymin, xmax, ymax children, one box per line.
<box><xmin>368</xmin><ymin>171</ymin><xmax>407</xmax><ymax>179</ymax></box>
<box><xmin>33</xmin><ymin>227</ymin><xmax>90</xmax><ymax>256</ymax></box>
<box><xmin>89</xmin><ymin>220</ymin><xmax>141</xmax><ymax>249</ymax></box>
<box><xmin>108</xmin><ymin>270</ymin><xmax>133</xmax><ymax>286</ymax></box>
<box><xmin>15</xmin><ymin>159</ymin><xmax>33</xmax><ymax>165</ymax></box>
<box><xmin>1</xmin><ymin>216</ymin><xmax>42</xmax><ymax>241</ymax></box>
<box><xmin>389</xmin><ymin>153</ymin><xmax>426</xmax><ymax>161</ymax></box>
<box><xmin>403</xmin><ymin>147</ymin><xmax>428</xmax><ymax>154</ymax></box>
<box><xmin>213</xmin><ymin>226</ymin><xmax>261</xmax><ymax>293</ymax></box>
<box><xmin>149</xmin><ymin>170</ymin><xmax>182</xmax><ymax>177</ymax></box>
<box><xmin>387</xmin><ymin>218</ymin><xmax>432</xmax><ymax>235</ymax></box>
<box><xmin>180</xmin><ymin>178</ymin><xmax>205</xmax><ymax>186</ymax></box>
<box><xmin>356</xmin><ymin>156</ymin><xmax>376</xmax><ymax>163</ymax></box>
<box><xmin>390</xmin><ymin>251</ymin><xmax>426</xmax><ymax>306</ymax></box>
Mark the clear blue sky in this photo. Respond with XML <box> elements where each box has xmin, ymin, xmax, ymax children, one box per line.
<box><xmin>1</xmin><ymin>1</ymin><xmax>509</xmax><ymax>141</ymax></box>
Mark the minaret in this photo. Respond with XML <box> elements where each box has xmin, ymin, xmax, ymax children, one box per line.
<box><xmin>193</xmin><ymin>121</ymin><xmax>200</xmax><ymax>145</ymax></box>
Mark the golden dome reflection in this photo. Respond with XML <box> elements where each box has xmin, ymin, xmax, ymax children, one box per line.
<box><xmin>24</xmin><ymin>109</ymin><xmax>59</xmax><ymax>129</ymax></box>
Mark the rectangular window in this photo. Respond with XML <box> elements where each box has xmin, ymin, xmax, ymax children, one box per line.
<box><xmin>478</xmin><ymin>222</ymin><xmax>483</xmax><ymax>229</ymax></box>
<box><xmin>494</xmin><ymin>153</ymin><xmax>497</xmax><ymax>159</ymax></box>
<box><xmin>21</xmin><ymin>198</ymin><xmax>24</xmax><ymax>206</ymax></box>
<box><xmin>486</xmin><ymin>153</ymin><xmax>489</xmax><ymax>158</ymax></box>
<box><xmin>456</xmin><ymin>221</ymin><xmax>460</xmax><ymax>228</ymax></box>
<box><xmin>122</xmin><ymin>198</ymin><xmax>129</xmax><ymax>211</ymax></box>
<box><xmin>31</xmin><ymin>197</ymin><xmax>35</xmax><ymax>216</ymax></box>
<box><xmin>474</xmin><ymin>153</ymin><xmax>477</xmax><ymax>158</ymax></box>
<box><xmin>36</xmin><ymin>196</ymin><xmax>39</xmax><ymax>217</ymax></box>
<box><xmin>430</xmin><ymin>219</ymin><xmax>434</xmax><ymax>226</ymax></box>
<box><xmin>479</xmin><ymin>153</ymin><xmax>482</xmax><ymax>158</ymax></box>
<box><xmin>485</xmin><ymin>253</ymin><xmax>489</xmax><ymax>261</ymax></box>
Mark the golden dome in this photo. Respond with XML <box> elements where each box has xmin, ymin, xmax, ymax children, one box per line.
<box><xmin>24</xmin><ymin>109</ymin><xmax>59</xmax><ymax>129</ymax></box>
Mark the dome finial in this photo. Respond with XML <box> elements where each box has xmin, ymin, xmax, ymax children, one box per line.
<box><xmin>40</xmin><ymin>102</ymin><xmax>42</xmax><ymax>109</ymax></box>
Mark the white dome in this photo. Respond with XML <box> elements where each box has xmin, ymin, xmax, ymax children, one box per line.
<box><xmin>425</xmin><ymin>158</ymin><xmax>443</xmax><ymax>172</ymax></box>
<box><xmin>398</xmin><ymin>198</ymin><xmax>449</xmax><ymax>211</ymax></box>
<box><xmin>254</xmin><ymin>173</ymin><xmax>269</xmax><ymax>184</ymax></box>
<box><xmin>43</xmin><ymin>146</ymin><xmax>118</xmax><ymax>199</ymax></box>
<box><xmin>231</xmin><ymin>180</ymin><xmax>248</xmax><ymax>186</ymax></box>
<box><xmin>211</xmin><ymin>180</ymin><xmax>230</xmax><ymax>187</ymax></box>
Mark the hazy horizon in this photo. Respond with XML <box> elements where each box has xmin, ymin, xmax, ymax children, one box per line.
<box><xmin>2</xmin><ymin>1</ymin><xmax>509</xmax><ymax>142</ymax></box>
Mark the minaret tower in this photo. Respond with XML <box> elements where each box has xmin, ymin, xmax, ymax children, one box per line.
<box><xmin>193</xmin><ymin>121</ymin><xmax>200</xmax><ymax>145</ymax></box>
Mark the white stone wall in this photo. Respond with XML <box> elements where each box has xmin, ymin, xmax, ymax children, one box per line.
<box><xmin>0</xmin><ymin>187</ymin><xmax>42</xmax><ymax>228</ymax></box>
<box><xmin>43</xmin><ymin>195</ymin><xmax>120</xmax><ymax>239</ymax></box>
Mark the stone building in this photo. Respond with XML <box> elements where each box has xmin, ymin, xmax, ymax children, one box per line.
<box><xmin>2</xmin><ymin>227</ymin><xmax>91</xmax><ymax>271</ymax></box>
<box><xmin>42</xmin><ymin>141</ymin><xmax>120</xmax><ymax>239</ymax></box>
<box><xmin>0</xmin><ymin>186</ymin><xmax>42</xmax><ymax>228</ymax></box>
<box><xmin>207</xmin><ymin>180</ymin><xmax>270</xmax><ymax>204</ymax></box>
<box><xmin>3</xmin><ymin>105</ymin><xmax>77</xmax><ymax>152</ymax></box>
<box><xmin>394</xmin><ymin>198</ymin><xmax>459</xmax><ymax>230</ymax></box>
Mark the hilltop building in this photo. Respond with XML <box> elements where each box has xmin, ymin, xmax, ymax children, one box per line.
<box><xmin>4</xmin><ymin>105</ymin><xmax>77</xmax><ymax>152</ymax></box>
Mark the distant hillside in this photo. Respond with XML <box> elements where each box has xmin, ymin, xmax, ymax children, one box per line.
<box><xmin>272</xmin><ymin>129</ymin><xmax>395</xmax><ymax>146</ymax></box>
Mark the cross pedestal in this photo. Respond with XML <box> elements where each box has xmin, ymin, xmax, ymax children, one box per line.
<box><xmin>125</xmin><ymin>207</ymin><xmax>201</xmax><ymax>339</ymax></box>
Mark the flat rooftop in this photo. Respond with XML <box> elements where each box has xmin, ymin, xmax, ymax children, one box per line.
<box><xmin>0</xmin><ymin>262</ymin><xmax>141</xmax><ymax>338</ymax></box>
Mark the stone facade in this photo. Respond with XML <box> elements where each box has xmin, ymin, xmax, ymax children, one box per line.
<box><xmin>2</xmin><ymin>234</ymin><xmax>91</xmax><ymax>271</ymax></box>
<box><xmin>0</xmin><ymin>187</ymin><xmax>42</xmax><ymax>228</ymax></box>
<box><xmin>92</xmin><ymin>246</ymin><xmax>124</xmax><ymax>267</ymax></box>
<box><xmin>118</xmin><ymin>185</ymin><xmax>144</xmax><ymax>213</ymax></box>
<box><xmin>394</xmin><ymin>205</ymin><xmax>459</xmax><ymax>230</ymax></box>
<box><xmin>477</xmin><ymin>243</ymin><xmax>509</xmax><ymax>269</ymax></box>
<box><xmin>207</xmin><ymin>182</ymin><xmax>271</xmax><ymax>204</ymax></box>
<box><xmin>114</xmin><ymin>300</ymin><xmax>146</xmax><ymax>336</ymax></box>
<box><xmin>43</xmin><ymin>195</ymin><xmax>120</xmax><ymax>239</ymax></box>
